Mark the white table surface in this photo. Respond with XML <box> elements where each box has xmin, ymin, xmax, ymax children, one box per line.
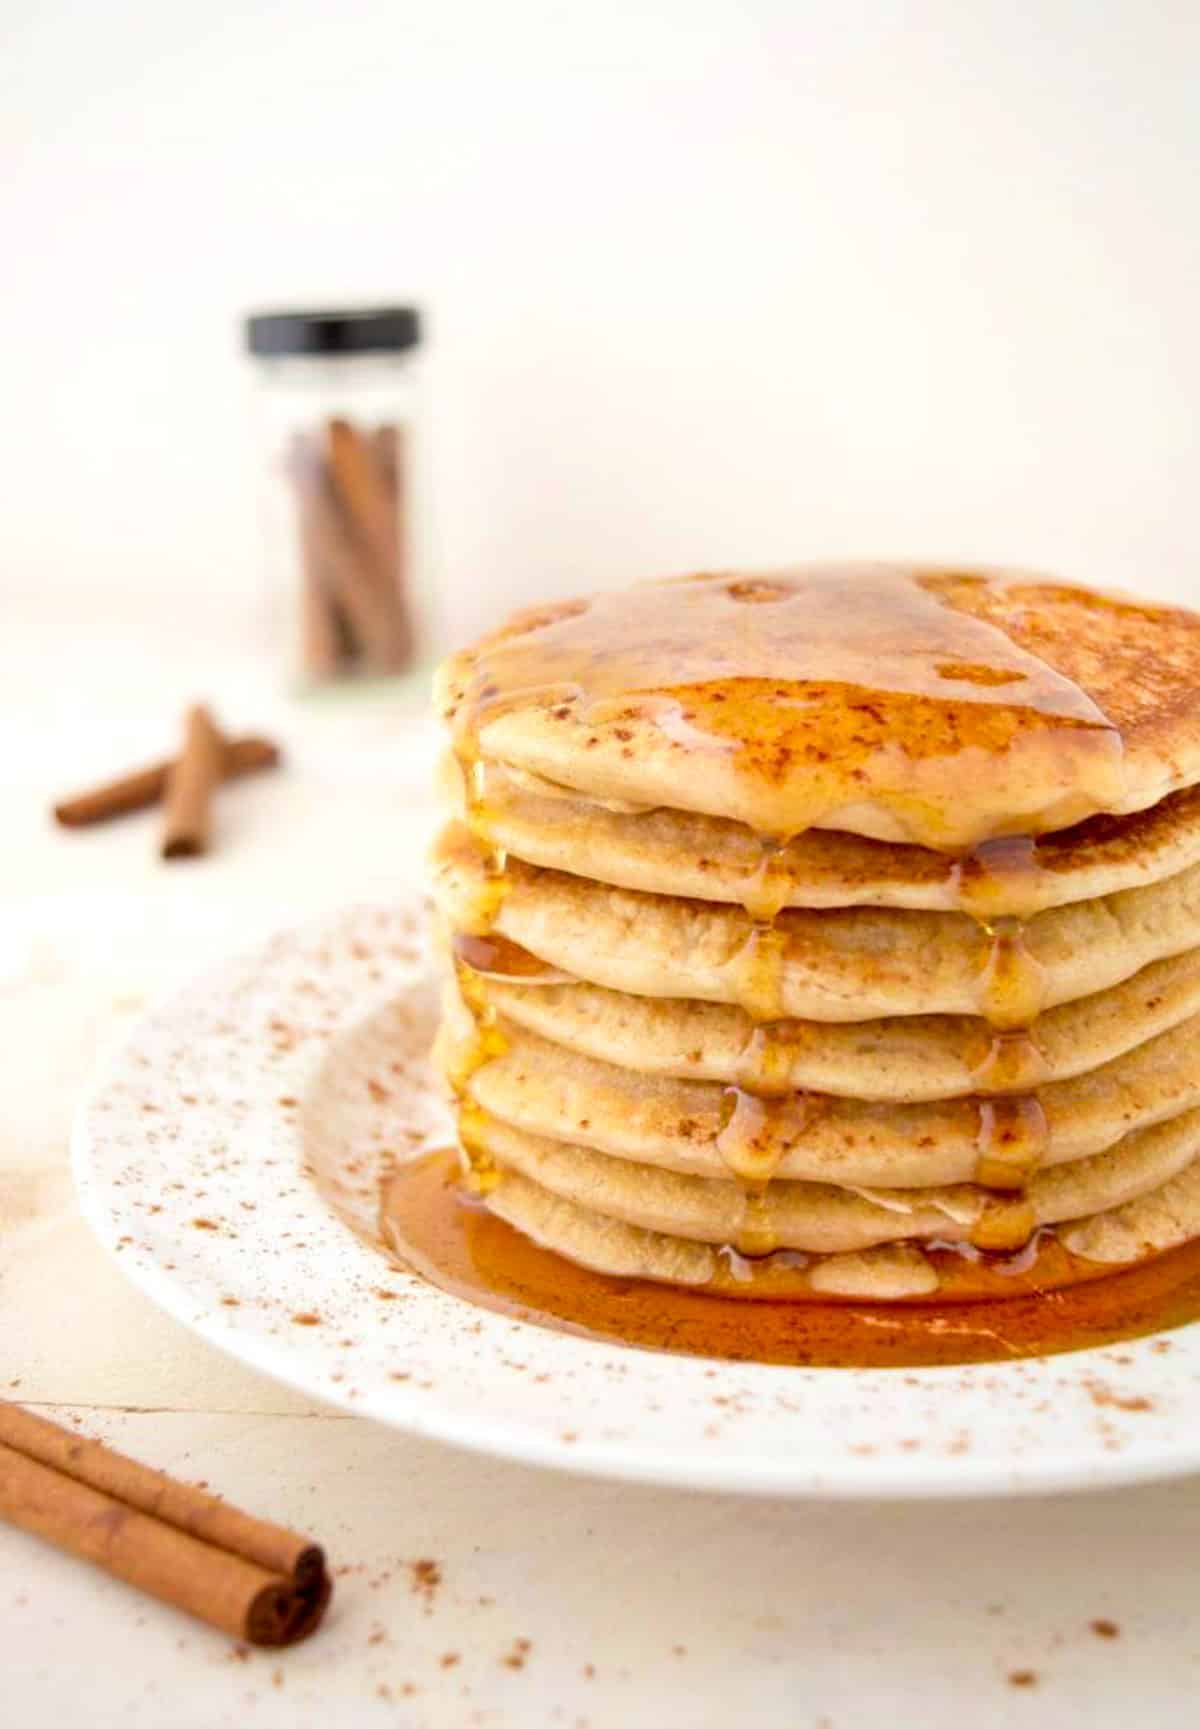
<box><xmin>5</xmin><ymin>595</ymin><xmax>1200</xmax><ymax>1727</ymax></box>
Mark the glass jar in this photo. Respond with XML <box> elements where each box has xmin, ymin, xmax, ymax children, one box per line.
<box><xmin>244</xmin><ymin>306</ymin><xmax>431</xmax><ymax>691</ymax></box>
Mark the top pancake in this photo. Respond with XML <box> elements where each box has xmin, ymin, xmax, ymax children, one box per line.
<box><xmin>436</xmin><ymin>566</ymin><xmax>1200</xmax><ymax>851</ymax></box>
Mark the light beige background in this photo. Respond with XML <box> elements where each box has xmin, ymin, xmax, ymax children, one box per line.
<box><xmin>4</xmin><ymin>0</ymin><xmax>1200</xmax><ymax>646</ymax></box>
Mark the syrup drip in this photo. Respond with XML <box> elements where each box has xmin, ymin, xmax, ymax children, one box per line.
<box><xmin>726</xmin><ymin>837</ymin><xmax>809</xmax><ymax>1236</ymax></box>
<box><xmin>445</xmin><ymin>948</ymin><xmax>509</xmax><ymax>1197</ymax></box>
<box><xmin>443</xmin><ymin>970</ymin><xmax>508</xmax><ymax>1089</ymax></box>
<box><xmin>742</xmin><ymin>835</ymin><xmax>793</xmax><ymax>922</ymax></box>
<box><xmin>725</xmin><ymin>832</ymin><xmax>798</xmax><ymax>1020</ymax></box>
<box><xmin>969</xmin><ymin>1026</ymin><xmax>1053</xmax><ymax>1093</ymax></box>
<box><xmin>455</xmin><ymin>752</ymin><xmax>511</xmax><ymax>933</ymax></box>
<box><xmin>733</xmin><ymin>921</ymin><xmax>789</xmax><ymax>1022</ymax></box>
<box><xmin>445</xmin><ymin>748</ymin><xmax>518</xmax><ymax>1199</ymax></box>
<box><xmin>973</xmin><ymin>916</ymin><xmax>1048</xmax><ymax>1031</ymax></box>
<box><xmin>970</xmin><ymin>1195</ymin><xmax>1039</xmax><ymax>1254</ymax></box>
<box><xmin>734</xmin><ymin>1191</ymin><xmax>780</xmax><ymax>1258</ymax></box>
<box><xmin>952</xmin><ymin>834</ymin><xmax>1044</xmax><ymax>923</ymax></box>
<box><xmin>452</xmin><ymin>931</ymin><xmax>570</xmax><ymax>985</ymax></box>
<box><xmin>953</xmin><ymin>834</ymin><xmax>1054</xmax><ymax>1218</ymax></box>
<box><xmin>740</xmin><ymin>1022</ymin><xmax>804</xmax><ymax>1095</ymax></box>
<box><xmin>716</xmin><ymin>1086</ymin><xmax>821</xmax><ymax>1186</ymax></box>
<box><xmin>714</xmin><ymin>835</ymin><xmax>812</xmax><ymax>1246</ymax></box>
<box><xmin>974</xmin><ymin>1095</ymin><xmax>1051</xmax><ymax>1192</ymax></box>
<box><xmin>926</xmin><ymin>1227</ymin><xmax>1052</xmax><ymax>1278</ymax></box>
<box><xmin>455</xmin><ymin>1099</ymin><xmax>503</xmax><ymax>1195</ymax></box>
<box><xmin>450</xmin><ymin>937</ymin><xmax>571</xmax><ymax>1186</ymax></box>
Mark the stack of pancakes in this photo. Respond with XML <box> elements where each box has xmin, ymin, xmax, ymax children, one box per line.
<box><xmin>428</xmin><ymin>566</ymin><xmax>1200</xmax><ymax>1302</ymax></box>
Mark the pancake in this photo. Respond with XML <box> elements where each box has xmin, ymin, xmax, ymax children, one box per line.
<box><xmin>462</xmin><ymin>1106</ymin><xmax>1200</xmax><ymax>1256</ymax></box>
<box><xmin>429</xmin><ymin>565</ymin><xmax>1200</xmax><ymax>1333</ymax></box>
<box><xmin>480</xmin><ymin>1146</ymin><xmax>1200</xmax><ymax>1301</ymax></box>
<box><xmin>445</xmin><ymin>1013</ymin><xmax>1200</xmax><ymax>1189</ymax></box>
<box><xmin>476</xmin><ymin>947</ymin><xmax>1200</xmax><ymax>1103</ymax></box>
<box><xmin>433</xmin><ymin>824</ymin><xmax>1200</xmax><ymax>1022</ymax></box>
<box><xmin>437</xmin><ymin>567</ymin><xmax>1200</xmax><ymax>849</ymax></box>
<box><xmin>443</xmin><ymin>753</ymin><xmax>1200</xmax><ymax>916</ymax></box>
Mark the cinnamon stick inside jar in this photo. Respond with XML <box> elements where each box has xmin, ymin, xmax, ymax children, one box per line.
<box><xmin>289</xmin><ymin>423</ymin><xmax>414</xmax><ymax>675</ymax></box>
<box><xmin>244</xmin><ymin>305</ymin><xmax>424</xmax><ymax>688</ymax></box>
<box><xmin>0</xmin><ymin>1404</ymin><xmax>330</xmax><ymax>1645</ymax></box>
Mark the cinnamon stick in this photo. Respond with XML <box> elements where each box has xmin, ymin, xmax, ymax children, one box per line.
<box><xmin>326</xmin><ymin>416</ymin><xmax>399</xmax><ymax>596</ymax></box>
<box><xmin>294</xmin><ymin>437</ymin><xmax>405</xmax><ymax>669</ymax></box>
<box><xmin>54</xmin><ymin>735</ymin><xmax>280</xmax><ymax>828</ymax></box>
<box><xmin>300</xmin><ymin>531</ymin><xmax>344</xmax><ymax>680</ymax></box>
<box><xmin>287</xmin><ymin>418</ymin><xmax>415</xmax><ymax>679</ymax></box>
<box><xmin>0</xmin><ymin>1404</ymin><xmax>330</xmax><ymax>1645</ymax></box>
<box><xmin>161</xmin><ymin>705</ymin><xmax>226</xmax><ymax>859</ymax></box>
<box><xmin>372</xmin><ymin>422</ymin><xmax>414</xmax><ymax>668</ymax></box>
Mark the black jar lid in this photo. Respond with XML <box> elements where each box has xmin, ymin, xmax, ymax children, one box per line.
<box><xmin>244</xmin><ymin>306</ymin><xmax>421</xmax><ymax>358</ymax></box>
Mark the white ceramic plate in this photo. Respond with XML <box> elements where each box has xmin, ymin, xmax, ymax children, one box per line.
<box><xmin>74</xmin><ymin>900</ymin><xmax>1200</xmax><ymax>1498</ymax></box>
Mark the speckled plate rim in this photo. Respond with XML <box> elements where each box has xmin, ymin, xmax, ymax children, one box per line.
<box><xmin>72</xmin><ymin>899</ymin><xmax>1200</xmax><ymax>1500</ymax></box>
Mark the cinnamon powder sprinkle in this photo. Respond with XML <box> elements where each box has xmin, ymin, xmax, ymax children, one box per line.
<box><xmin>408</xmin><ymin>1558</ymin><xmax>442</xmax><ymax>1606</ymax></box>
<box><xmin>1008</xmin><ymin>1669</ymin><xmax>1038</xmax><ymax>1688</ymax></box>
<box><xmin>1084</xmin><ymin>1380</ymin><xmax>1154</xmax><ymax>1413</ymax></box>
<box><xmin>1090</xmin><ymin>1619</ymin><xmax>1120</xmax><ymax>1639</ymax></box>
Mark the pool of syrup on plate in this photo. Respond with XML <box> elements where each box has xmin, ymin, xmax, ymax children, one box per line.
<box><xmin>380</xmin><ymin>1147</ymin><xmax>1200</xmax><ymax>1369</ymax></box>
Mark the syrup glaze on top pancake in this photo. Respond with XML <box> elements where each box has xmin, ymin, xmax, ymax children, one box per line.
<box><xmin>437</xmin><ymin>566</ymin><xmax>1200</xmax><ymax>852</ymax></box>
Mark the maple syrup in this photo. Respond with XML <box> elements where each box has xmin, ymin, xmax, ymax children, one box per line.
<box><xmin>732</xmin><ymin>920</ymin><xmax>789</xmax><ymax>1022</ymax></box>
<box><xmin>968</xmin><ymin>1026</ymin><xmax>1052</xmax><ymax>1093</ymax></box>
<box><xmin>454</xmin><ymin>748</ymin><xmax>511</xmax><ymax>933</ymax></box>
<box><xmin>969</xmin><ymin>1194</ymin><xmax>1040</xmax><ymax>1254</ymax></box>
<box><xmin>973</xmin><ymin>1094</ymin><xmax>1051</xmax><ymax>1191</ymax></box>
<box><xmin>454</xmin><ymin>1100</ymin><xmax>502</xmax><ymax>1197</ymax></box>
<box><xmin>380</xmin><ymin>1150</ymin><xmax>1200</xmax><ymax>1369</ymax></box>
<box><xmin>715</xmin><ymin>1087</ymin><xmax>823</xmax><ymax>1187</ymax></box>
<box><xmin>451</xmin><ymin>931</ymin><xmax>569</xmax><ymax>985</ymax></box>
<box><xmin>742</xmin><ymin>835</ymin><xmax>794</xmax><ymax>922</ymax></box>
